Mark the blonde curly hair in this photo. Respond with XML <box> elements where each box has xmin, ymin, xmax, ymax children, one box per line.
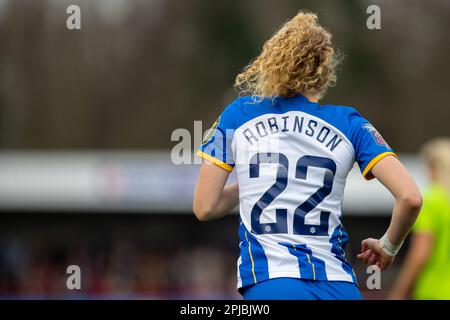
<box><xmin>235</xmin><ymin>11</ymin><xmax>339</xmax><ymax>99</ymax></box>
<box><xmin>421</xmin><ymin>138</ymin><xmax>450</xmax><ymax>195</ymax></box>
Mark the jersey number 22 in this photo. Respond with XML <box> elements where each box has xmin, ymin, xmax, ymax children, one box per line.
<box><xmin>249</xmin><ymin>152</ymin><xmax>336</xmax><ymax>236</ymax></box>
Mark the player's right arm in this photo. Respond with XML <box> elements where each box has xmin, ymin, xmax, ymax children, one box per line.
<box><xmin>357</xmin><ymin>155</ymin><xmax>422</xmax><ymax>270</ymax></box>
<box><xmin>193</xmin><ymin>160</ymin><xmax>239</xmax><ymax>221</ymax></box>
<box><xmin>193</xmin><ymin>101</ymin><xmax>240</xmax><ymax>222</ymax></box>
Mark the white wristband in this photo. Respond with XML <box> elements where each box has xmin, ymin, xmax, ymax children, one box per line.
<box><xmin>379</xmin><ymin>233</ymin><xmax>403</xmax><ymax>256</ymax></box>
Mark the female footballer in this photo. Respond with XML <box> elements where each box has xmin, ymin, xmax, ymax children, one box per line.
<box><xmin>193</xmin><ymin>11</ymin><xmax>422</xmax><ymax>300</ymax></box>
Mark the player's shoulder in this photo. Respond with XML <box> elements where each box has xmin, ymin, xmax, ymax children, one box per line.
<box><xmin>215</xmin><ymin>97</ymin><xmax>245</xmax><ymax>128</ymax></box>
<box><xmin>227</xmin><ymin>95</ymin><xmax>263</xmax><ymax>112</ymax></box>
<box><xmin>219</xmin><ymin>95</ymin><xmax>272</xmax><ymax>129</ymax></box>
<box><xmin>319</xmin><ymin>103</ymin><xmax>363</xmax><ymax>120</ymax></box>
<box><xmin>221</xmin><ymin>96</ymin><xmax>252</xmax><ymax>114</ymax></box>
<box><xmin>315</xmin><ymin>103</ymin><xmax>367</xmax><ymax>134</ymax></box>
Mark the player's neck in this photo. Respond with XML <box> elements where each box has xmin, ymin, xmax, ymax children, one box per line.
<box><xmin>301</xmin><ymin>92</ymin><xmax>319</xmax><ymax>103</ymax></box>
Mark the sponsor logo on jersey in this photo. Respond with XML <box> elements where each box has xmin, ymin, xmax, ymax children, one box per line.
<box><xmin>362</xmin><ymin>123</ymin><xmax>389</xmax><ymax>147</ymax></box>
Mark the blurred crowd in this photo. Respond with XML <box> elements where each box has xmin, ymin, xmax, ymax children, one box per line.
<box><xmin>0</xmin><ymin>213</ymin><xmax>405</xmax><ymax>300</ymax></box>
<box><xmin>0</xmin><ymin>241</ymin><xmax>238</xmax><ymax>299</ymax></box>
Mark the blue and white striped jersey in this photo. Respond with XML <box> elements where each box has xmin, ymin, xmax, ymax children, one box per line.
<box><xmin>197</xmin><ymin>94</ymin><xmax>396</xmax><ymax>289</ymax></box>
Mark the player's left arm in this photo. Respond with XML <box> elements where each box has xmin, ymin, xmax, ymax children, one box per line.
<box><xmin>193</xmin><ymin>160</ymin><xmax>239</xmax><ymax>221</ymax></box>
<box><xmin>357</xmin><ymin>156</ymin><xmax>422</xmax><ymax>270</ymax></box>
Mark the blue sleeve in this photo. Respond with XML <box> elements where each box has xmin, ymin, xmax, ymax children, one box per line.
<box><xmin>349</xmin><ymin>111</ymin><xmax>396</xmax><ymax>180</ymax></box>
<box><xmin>197</xmin><ymin>101</ymin><xmax>238</xmax><ymax>172</ymax></box>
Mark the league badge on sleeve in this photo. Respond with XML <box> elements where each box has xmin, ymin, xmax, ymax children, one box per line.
<box><xmin>362</xmin><ymin>123</ymin><xmax>390</xmax><ymax>147</ymax></box>
<box><xmin>202</xmin><ymin>116</ymin><xmax>220</xmax><ymax>145</ymax></box>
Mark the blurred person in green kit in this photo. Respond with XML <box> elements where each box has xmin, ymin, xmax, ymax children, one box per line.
<box><xmin>390</xmin><ymin>138</ymin><xmax>450</xmax><ymax>299</ymax></box>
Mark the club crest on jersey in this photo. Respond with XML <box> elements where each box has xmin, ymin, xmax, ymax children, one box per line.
<box><xmin>362</xmin><ymin>123</ymin><xmax>389</xmax><ymax>147</ymax></box>
<box><xmin>202</xmin><ymin>116</ymin><xmax>220</xmax><ymax>145</ymax></box>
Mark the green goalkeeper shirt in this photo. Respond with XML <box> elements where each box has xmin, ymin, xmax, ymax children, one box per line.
<box><xmin>413</xmin><ymin>184</ymin><xmax>450</xmax><ymax>300</ymax></box>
